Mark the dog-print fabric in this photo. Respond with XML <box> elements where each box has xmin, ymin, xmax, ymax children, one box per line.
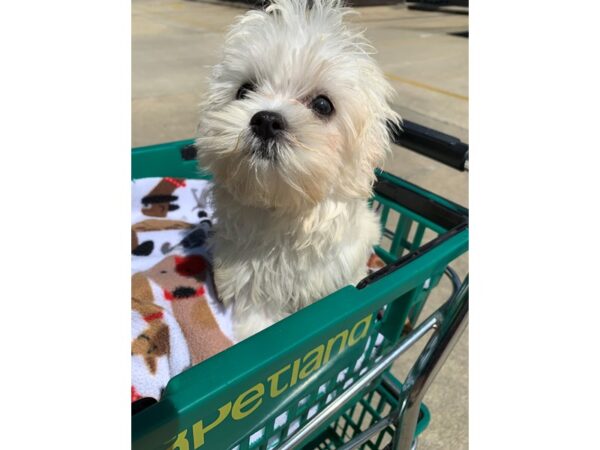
<box><xmin>131</xmin><ymin>177</ymin><xmax>386</xmax><ymax>402</ymax></box>
<box><xmin>132</xmin><ymin>177</ymin><xmax>234</xmax><ymax>402</ymax></box>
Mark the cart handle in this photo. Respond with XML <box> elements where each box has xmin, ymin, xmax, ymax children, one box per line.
<box><xmin>388</xmin><ymin>120</ymin><xmax>469</xmax><ymax>172</ymax></box>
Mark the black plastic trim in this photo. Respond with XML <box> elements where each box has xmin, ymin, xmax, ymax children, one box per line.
<box><xmin>357</xmin><ymin>221</ymin><xmax>467</xmax><ymax>290</ymax></box>
<box><xmin>180</xmin><ymin>144</ymin><xmax>198</xmax><ymax>161</ymax></box>
<box><xmin>132</xmin><ymin>397</ymin><xmax>158</xmax><ymax>416</ymax></box>
<box><xmin>388</xmin><ymin>119</ymin><xmax>468</xmax><ymax>171</ymax></box>
<box><xmin>373</xmin><ymin>176</ymin><xmax>467</xmax><ymax>230</ymax></box>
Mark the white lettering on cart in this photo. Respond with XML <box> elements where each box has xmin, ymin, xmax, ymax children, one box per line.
<box><xmin>166</xmin><ymin>313</ymin><xmax>374</xmax><ymax>450</ymax></box>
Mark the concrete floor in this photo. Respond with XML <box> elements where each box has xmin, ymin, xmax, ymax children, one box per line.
<box><xmin>132</xmin><ymin>0</ymin><xmax>468</xmax><ymax>448</ymax></box>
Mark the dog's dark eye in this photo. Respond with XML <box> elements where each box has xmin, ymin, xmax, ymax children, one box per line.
<box><xmin>310</xmin><ymin>95</ymin><xmax>334</xmax><ymax>117</ymax></box>
<box><xmin>236</xmin><ymin>83</ymin><xmax>255</xmax><ymax>100</ymax></box>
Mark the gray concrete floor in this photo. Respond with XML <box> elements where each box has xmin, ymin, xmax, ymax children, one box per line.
<box><xmin>133</xmin><ymin>1</ymin><xmax>468</xmax><ymax>448</ymax></box>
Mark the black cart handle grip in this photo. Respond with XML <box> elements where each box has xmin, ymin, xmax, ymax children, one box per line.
<box><xmin>388</xmin><ymin>119</ymin><xmax>469</xmax><ymax>171</ymax></box>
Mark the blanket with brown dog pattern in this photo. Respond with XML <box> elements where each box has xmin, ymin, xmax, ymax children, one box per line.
<box><xmin>131</xmin><ymin>177</ymin><xmax>234</xmax><ymax>402</ymax></box>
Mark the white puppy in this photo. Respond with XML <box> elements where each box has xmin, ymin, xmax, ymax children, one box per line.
<box><xmin>197</xmin><ymin>0</ymin><xmax>400</xmax><ymax>341</ymax></box>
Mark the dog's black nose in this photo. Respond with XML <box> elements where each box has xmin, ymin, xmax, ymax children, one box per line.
<box><xmin>250</xmin><ymin>111</ymin><xmax>285</xmax><ymax>140</ymax></box>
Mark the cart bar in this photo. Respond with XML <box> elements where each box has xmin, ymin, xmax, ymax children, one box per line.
<box><xmin>388</xmin><ymin>119</ymin><xmax>469</xmax><ymax>171</ymax></box>
<box><xmin>276</xmin><ymin>312</ymin><xmax>440</xmax><ymax>450</ymax></box>
<box><xmin>333</xmin><ymin>371</ymin><xmax>422</xmax><ymax>450</ymax></box>
<box><xmin>336</xmin><ymin>413</ymin><xmax>395</xmax><ymax>450</ymax></box>
<box><xmin>391</xmin><ymin>276</ymin><xmax>469</xmax><ymax>450</ymax></box>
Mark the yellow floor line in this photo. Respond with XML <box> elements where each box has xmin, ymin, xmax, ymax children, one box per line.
<box><xmin>385</xmin><ymin>72</ymin><xmax>468</xmax><ymax>101</ymax></box>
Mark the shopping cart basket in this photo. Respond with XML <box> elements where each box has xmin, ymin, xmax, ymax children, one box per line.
<box><xmin>131</xmin><ymin>133</ymin><xmax>469</xmax><ymax>450</ymax></box>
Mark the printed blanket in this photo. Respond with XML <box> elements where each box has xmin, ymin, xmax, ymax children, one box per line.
<box><xmin>131</xmin><ymin>177</ymin><xmax>386</xmax><ymax>403</ymax></box>
<box><xmin>131</xmin><ymin>177</ymin><xmax>233</xmax><ymax>402</ymax></box>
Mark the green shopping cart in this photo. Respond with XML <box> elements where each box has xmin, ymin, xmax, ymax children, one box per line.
<box><xmin>131</xmin><ymin>127</ymin><xmax>469</xmax><ymax>450</ymax></box>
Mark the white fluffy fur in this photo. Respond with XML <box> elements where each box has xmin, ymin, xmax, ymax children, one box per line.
<box><xmin>197</xmin><ymin>0</ymin><xmax>400</xmax><ymax>340</ymax></box>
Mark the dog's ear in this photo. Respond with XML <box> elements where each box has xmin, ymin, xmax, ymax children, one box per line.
<box><xmin>365</xmin><ymin>102</ymin><xmax>401</xmax><ymax>168</ymax></box>
<box><xmin>343</xmin><ymin>102</ymin><xmax>401</xmax><ymax>200</ymax></box>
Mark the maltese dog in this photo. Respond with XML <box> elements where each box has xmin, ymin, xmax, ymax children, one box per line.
<box><xmin>197</xmin><ymin>0</ymin><xmax>400</xmax><ymax>341</ymax></box>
